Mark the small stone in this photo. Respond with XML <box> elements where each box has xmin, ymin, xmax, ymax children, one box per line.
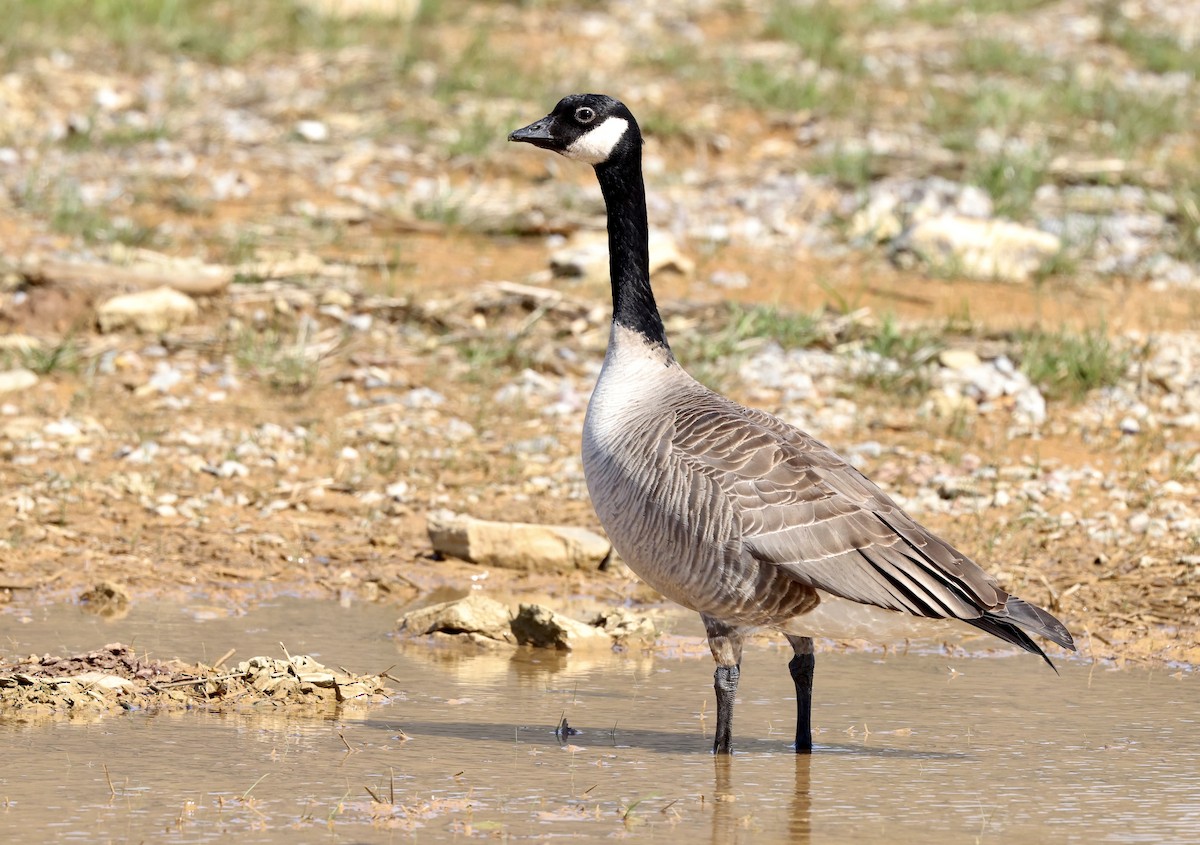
<box><xmin>510</xmin><ymin>604</ymin><xmax>611</xmax><ymax>651</ymax></box>
<box><xmin>396</xmin><ymin>594</ymin><xmax>514</xmax><ymax>643</ymax></box>
<box><xmin>320</xmin><ymin>288</ymin><xmax>354</xmax><ymax>308</ymax></box>
<box><xmin>71</xmin><ymin>672</ymin><xmax>134</xmax><ymax>691</ymax></box>
<box><xmin>426</xmin><ymin>511</ymin><xmax>612</xmax><ymax>573</ymax></box>
<box><xmin>591</xmin><ymin>608</ymin><xmax>657</xmax><ymax>644</ymax></box>
<box><xmin>97</xmin><ymin>286</ymin><xmax>199</xmax><ymax>334</ymax></box>
<box><xmin>925</xmin><ymin>389</ymin><xmax>976</xmax><ymax>419</ymax></box>
<box><xmin>0</xmin><ymin>368</ymin><xmax>39</xmax><ymax>394</ymax></box>
<box><xmin>849</xmin><ymin>193</ymin><xmax>903</xmax><ymax>243</ymax></box>
<box><xmin>1013</xmin><ymin>386</ymin><xmax>1047</xmax><ymax>427</ymax></box>
<box><xmin>79</xmin><ymin>581</ymin><xmax>130</xmax><ymax>618</ymax></box>
<box><xmin>145</xmin><ymin>364</ymin><xmax>184</xmax><ymax>394</ymax></box>
<box><xmin>938</xmin><ymin>348</ymin><xmax>982</xmax><ymax>371</ymax></box>
<box><xmin>216</xmin><ymin>460</ymin><xmax>249</xmax><ymax>479</ymax></box>
<box><xmin>0</xmin><ymin>335</ymin><xmax>43</xmax><ymax>353</ymax></box>
<box><xmin>295</xmin><ymin>119</ymin><xmax>329</xmax><ymax>142</ymax></box>
<box><xmin>906</xmin><ymin>215</ymin><xmax>1061</xmax><ymax>282</ymax></box>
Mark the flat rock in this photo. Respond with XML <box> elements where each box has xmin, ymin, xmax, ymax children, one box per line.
<box><xmin>70</xmin><ymin>672</ymin><xmax>134</xmax><ymax>691</ymax></box>
<box><xmin>97</xmin><ymin>286</ymin><xmax>200</xmax><ymax>334</ymax></box>
<box><xmin>510</xmin><ymin>604</ymin><xmax>611</xmax><ymax>651</ymax></box>
<box><xmin>938</xmin><ymin>348</ymin><xmax>982</xmax><ymax>371</ymax></box>
<box><xmin>427</xmin><ymin>511</ymin><xmax>611</xmax><ymax>573</ymax></box>
<box><xmin>0</xmin><ymin>334</ymin><xmax>42</xmax><ymax>353</ymax></box>
<box><xmin>395</xmin><ymin>594</ymin><xmax>515</xmax><ymax>643</ymax></box>
<box><xmin>906</xmin><ymin>215</ymin><xmax>1061</xmax><ymax>282</ymax></box>
<box><xmin>0</xmin><ymin>368</ymin><xmax>38</xmax><ymax>394</ymax></box>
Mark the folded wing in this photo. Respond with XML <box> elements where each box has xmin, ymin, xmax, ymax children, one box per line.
<box><xmin>669</xmin><ymin>399</ymin><xmax>1075</xmax><ymax>656</ymax></box>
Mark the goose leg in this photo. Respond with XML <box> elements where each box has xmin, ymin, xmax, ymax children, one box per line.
<box><xmin>786</xmin><ymin>635</ymin><xmax>815</xmax><ymax>753</ymax></box>
<box><xmin>703</xmin><ymin>615</ymin><xmax>744</xmax><ymax>755</ymax></box>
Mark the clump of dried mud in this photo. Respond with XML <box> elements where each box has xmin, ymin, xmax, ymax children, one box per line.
<box><xmin>0</xmin><ymin>643</ymin><xmax>392</xmax><ymax>721</ymax></box>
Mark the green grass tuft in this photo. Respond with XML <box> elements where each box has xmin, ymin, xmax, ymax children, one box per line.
<box><xmin>857</xmin><ymin>313</ymin><xmax>943</xmax><ymax>395</ymax></box>
<box><xmin>729</xmin><ymin>61</ymin><xmax>821</xmax><ymax>113</ymax></box>
<box><xmin>764</xmin><ymin>0</ymin><xmax>862</xmax><ymax>75</ymax></box>
<box><xmin>1016</xmin><ymin>327</ymin><xmax>1128</xmax><ymax>400</ymax></box>
<box><xmin>966</xmin><ymin>147</ymin><xmax>1048</xmax><ymax>220</ymax></box>
<box><xmin>680</xmin><ymin>302</ymin><xmax>825</xmax><ymax>390</ymax></box>
<box><xmin>0</xmin><ymin>0</ymin><xmax>429</xmax><ymax>67</ymax></box>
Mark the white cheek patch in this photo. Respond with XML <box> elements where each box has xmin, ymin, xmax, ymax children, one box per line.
<box><xmin>564</xmin><ymin>117</ymin><xmax>629</xmax><ymax>165</ymax></box>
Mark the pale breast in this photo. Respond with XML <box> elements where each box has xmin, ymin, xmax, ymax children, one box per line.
<box><xmin>581</xmin><ymin>327</ymin><xmax>820</xmax><ymax>627</ymax></box>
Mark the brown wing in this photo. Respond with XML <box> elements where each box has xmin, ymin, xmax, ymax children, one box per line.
<box><xmin>667</xmin><ymin>393</ymin><xmax>1073</xmax><ymax>651</ymax></box>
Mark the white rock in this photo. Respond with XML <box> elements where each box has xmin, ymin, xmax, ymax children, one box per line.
<box><xmin>849</xmin><ymin>193</ymin><xmax>903</xmax><ymax>243</ymax></box>
<box><xmin>1013</xmin><ymin>385</ymin><xmax>1047</xmax><ymax>426</ymax></box>
<box><xmin>320</xmin><ymin>288</ymin><xmax>354</xmax><ymax>308</ymax></box>
<box><xmin>146</xmin><ymin>364</ymin><xmax>184</xmax><ymax>393</ymax></box>
<box><xmin>97</xmin><ymin>286</ymin><xmax>199</xmax><ymax>334</ymax></box>
<box><xmin>217</xmin><ymin>460</ymin><xmax>249</xmax><ymax>478</ymax></box>
<box><xmin>925</xmin><ymin>388</ymin><xmax>977</xmax><ymax>419</ymax></box>
<box><xmin>295</xmin><ymin>119</ymin><xmax>329</xmax><ymax>142</ymax></box>
<box><xmin>396</xmin><ymin>594</ymin><xmax>514</xmax><ymax>643</ymax></box>
<box><xmin>72</xmin><ymin>672</ymin><xmax>134</xmax><ymax>691</ymax></box>
<box><xmin>938</xmin><ymin>348</ymin><xmax>982</xmax><ymax>371</ymax></box>
<box><xmin>385</xmin><ymin>481</ymin><xmax>409</xmax><ymax>501</ymax></box>
<box><xmin>907</xmin><ymin>215</ymin><xmax>1061</xmax><ymax>282</ymax></box>
<box><xmin>0</xmin><ymin>368</ymin><xmax>38</xmax><ymax>394</ymax></box>
<box><xmin>0</xmin><ymin>334</ymin><xmax>42</xmax><ymax>353</ymax></box>
<box><xmin>44</xmin><ymin>419</ymin><xmax>83</xmax><ymax>439</ymax></box>
<box><xmin>427</xmin><ymin>510</ymin><xmax>611</xmax><ymax>573</ymax></box>
<box><xmin>402</xmin><ymin>387</ymin><xmax>445</xmax><ymax>409</ymax></box>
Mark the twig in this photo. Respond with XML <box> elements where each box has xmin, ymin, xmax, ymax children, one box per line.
<box><xmin>241</xmin><ymin>774</ymin><xmax>269</xmax><ymax>801</ymax></box>
<box><xmin>103</xmin><ymin>764</ymin><xmax>116</xmax><ymax>797</ymax></box>
<box><xmin>211</xmin><ymin>648</ymin><xmax>236</xmax><ymax>670</ymax></box>
<box><xmin>152</xmin><ymin>671</ymin><xmax>248</xmax><ymax>690</ymax></box>
<box><xmin>364</xmin><ymin>785</ymin><xmax>385</xmax><ymax>804</ymax></box>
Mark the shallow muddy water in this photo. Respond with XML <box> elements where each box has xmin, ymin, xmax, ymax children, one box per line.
<box><xmin>2</xmin><ymin>598</ymin><xmax>1197</xmax><ymax>843</ymax></box>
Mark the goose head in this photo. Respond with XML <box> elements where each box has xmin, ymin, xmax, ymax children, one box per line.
<box><xmin>508</xmin><ymin>94</ymin><xmax>640</xmax><ymax>167</ymax></box>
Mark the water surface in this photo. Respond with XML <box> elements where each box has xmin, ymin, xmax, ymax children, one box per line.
<box><xmin>1</xmin><ymin>599</ymin><xmax>1195</xmax><ymax>843</ymax></box>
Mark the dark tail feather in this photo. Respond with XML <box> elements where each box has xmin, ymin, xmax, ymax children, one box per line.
<box><xmin>965</xmin><ymin>597</ymin><xmax>1076</xmax><ymax>673</ymax></box>
<box><xmin>1002</xmin><ymin>597</ymin><xmax>1076</xmax><ymax>651</ymax></box>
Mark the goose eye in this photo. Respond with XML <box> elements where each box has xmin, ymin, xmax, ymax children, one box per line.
<box><xmin>574</xmin><ymin>106</ymin><xmax>596</xmax><ymax>124</ymax></box>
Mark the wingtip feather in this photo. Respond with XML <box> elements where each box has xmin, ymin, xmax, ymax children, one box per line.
<box><xmin>965</xmin><ymin>595</ymin><xmax>1075</xmax><ymax>671</ymax></box>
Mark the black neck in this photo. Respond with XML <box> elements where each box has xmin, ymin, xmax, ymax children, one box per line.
<box><xmin>595</xmin><ymin>150</ymin><xmax>670</xmax><ymax>350</ymax></box>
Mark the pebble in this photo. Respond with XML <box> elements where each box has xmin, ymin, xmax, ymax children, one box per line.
<box><xmin>0</xmin><ymin>368</ymin><xmax>39</xmax><ymax>394</ymax></box>
<box><xmin>295</xmin><ymin>119</ymin><xmax>329</xmax><ymax>142</ymax></box>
